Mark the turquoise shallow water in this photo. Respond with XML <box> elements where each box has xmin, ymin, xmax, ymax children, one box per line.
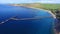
<box><xmin>0</xmin><ymin>4</ymin><xmax>55</xmax><ymax>34</ymax></box>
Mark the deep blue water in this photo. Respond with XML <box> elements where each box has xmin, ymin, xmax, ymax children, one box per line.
<box><xmin>0</xmin><ymin>4</ymin><xmax>55</xmax><ymax>34</ymax></box>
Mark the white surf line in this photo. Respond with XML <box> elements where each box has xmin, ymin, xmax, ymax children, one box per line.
<box><xmin>0</xmin><ymin>6</ymin><xmax>56</xmax><ymax>24</ymax></box>
<box><xmin>10</xmin><ymin>5</ymin><xmax>55</xmax><ymax>18</ymax></box>
<box><xmin>21</xmin><ymin>6</ymin><xmax>56</xmax><ymax>19</ymax></box>
<box><xmin>0</xmin><ymin>16</ymin><xmax>17</xmax><ymax>24</ymax></box>
<box><xmin>11</xmin><ymin>5</ymin><xmax>56</xmax><ymax>18</ymax></box>
<box><xmin>11</xmin><ymin>16</ymin><xmax>53</xmax><ymax>20</ymax></box>
<box><xmin>0</xmin><ymin>16</ymin><xmax>53</xmax><ymax>24</ymax></box>
<box><xmin>0</xmin><ymin>18</ymin><xmax>11</xmax><ymax>24</ymax></box>
<box><xmin>31</xmin><ymin>7</ymin><xmax>56</xmax><ymax>19</ymax></box>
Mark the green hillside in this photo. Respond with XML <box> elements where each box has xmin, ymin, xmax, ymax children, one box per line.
<box><xmin>10</xmin><ymin>3</ymin><xmax>60</xmax><ymax>14</ymax></box>
<box><xmin>10</xmin><ymin>3</ymin><xmax>60</xmax><ymax>10</ymax></box>
<box><xmin>40</xmin><ymin>4</ymin><xmax>60</xmax><ymax>9</ymax></box>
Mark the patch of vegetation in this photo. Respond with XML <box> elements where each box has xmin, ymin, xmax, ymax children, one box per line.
<box><xmin>10</xmin><ymin>3</ymin><xmax>60</xmax><ymax>14</ymax></box>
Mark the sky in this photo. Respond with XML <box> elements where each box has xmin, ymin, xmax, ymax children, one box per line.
<box><xmin>0</xmin><ymin>0</ymin><xmax>60</xmax><ymax>4</ymax></box>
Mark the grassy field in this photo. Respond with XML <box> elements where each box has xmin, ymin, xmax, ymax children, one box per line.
<box><xmin>22</xmin><ymin>3</ymin><xmax>60</xmax><ymax>14</ymax></box>
<box><xmin>39</xmin><ymin>4</ymin><xmax>60</xmax><ymax>10</ymax></box>
<box><xmin>11</xmin><ymin>3</ymin><xmax>60</xmax><ymax>9</ymax></box>
<box><xmin>10</xmin><ymin>3</ymin><xmax>60</xmax><ymax>13</ymax></box>
<box><xmin>39</xmin><ymin>4</ymin><xmax>60</xmax><ymax>14</ymax></box>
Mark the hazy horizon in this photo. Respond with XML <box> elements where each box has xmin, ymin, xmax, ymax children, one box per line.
<box><xmin>0</xmin><ymin>0</ymin><xmax>60</xmax><ymax>4</ymax></box>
